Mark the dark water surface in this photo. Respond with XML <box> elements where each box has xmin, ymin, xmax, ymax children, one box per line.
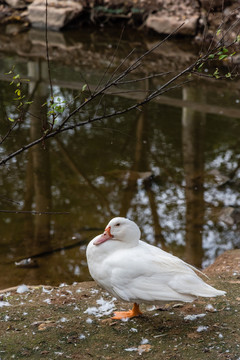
<box><xmin>0</xmin><ymin>27</ymin><xmax>240</xmax><ymax>289</ymax></box>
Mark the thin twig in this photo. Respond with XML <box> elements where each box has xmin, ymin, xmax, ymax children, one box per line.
<box><xmin>117</xmin><ymin>72</ymin><xmax>172</xmax><ymax>85</ymax></box>
<box><xmin>55</xmin><ymin>26</ymin><xmax>185</xmax><ymax>133</ymax></box>
<box><xmin>0</xmin><ymin>210</ymin><xmax>70</xmax><ymax>214</ymax></box>
<box><xmin>1</xmin><ymin>18</ymin><xmax>239</xmax><ymax>167</ymax></box>
<box><xmin>0</xmin><ymin>120</ymin><xmax>19</xmax><ymax>145</ymax></box>
<box><xmin>93</xmin><ymin>26</ymin><xmax>126</xmax><ymax>95</ymax></box>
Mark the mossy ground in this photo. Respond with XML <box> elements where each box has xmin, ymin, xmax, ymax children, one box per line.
<box><xmin>0</xmin><ymin>250</ymin><xmax>239</xmax><ymax>360</ymax></box>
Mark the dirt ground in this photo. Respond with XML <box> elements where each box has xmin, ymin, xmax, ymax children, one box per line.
<box><xmin>0</xmin><ymin>250</ymin><xmax>240</xmax><ymax>359</ymax></box>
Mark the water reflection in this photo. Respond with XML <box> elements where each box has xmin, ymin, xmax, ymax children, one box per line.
<box><xmin>182</xmin><ymin>87</ymin><xmax>205</xmax><ymax>267</ymax></box>
<box><xmin>0</xmin><ymin>28</ymin><xmax>240</xmax><ymax>290</ymax></box>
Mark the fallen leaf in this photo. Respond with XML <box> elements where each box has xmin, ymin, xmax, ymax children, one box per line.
<box><xmin>38</xmin><ymin>321</ymin><xmax>55</xmax><ymax>331</ymax></box>
<box><xmin>101</xmin><ymin>318</ymin><xmax>116</xmax><ymax>325</ymax></box>
<box><xmin>138</xmin><ymin>344</ymin><xmax>151</xmax><ymax>355</ymax></box>
<box><xmin>172</xmin><ymin>303</ymin><xmax>184</xmax><ymax>308</ymax></box>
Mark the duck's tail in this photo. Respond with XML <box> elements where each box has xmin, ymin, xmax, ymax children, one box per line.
<box><xmin>170</xmin><ymin>274</ymin><xmax>226</xmax><ymax>299</ymax></box>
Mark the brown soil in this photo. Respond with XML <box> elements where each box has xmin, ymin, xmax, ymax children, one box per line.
<box><xmin>0</xmin><ymin>250</ymin><xmax>240</xmax><ymax>359</ymax></box>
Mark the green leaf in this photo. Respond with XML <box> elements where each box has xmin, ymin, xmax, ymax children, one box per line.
<box><xmin>82</xmin><ymin>84</ymin><xmax>87</xmax><ymax>92</ymax></box>
<box><xmin>8</xmin><ymin>117</ymin><xmax>15</xmax><ymax>122</ymax></box>
<box><xmin>225</xmin><ymin>73</ymin><xmax>231</xmax><ymax>78</ymax></box>
<box><xmin>216</xmin><ymin>29</ymin><xmax>221</xmax><ymax>35</ymax></box>
<box><xmin>25</xmin><ymin>101</ymin><xmax>34</xmax><ymax>105</ymax></box>
<box><xmin>213</xmin><ymin>68</ymin><xmax>220</xmax><ymax>79</ymax></box>
<box><xmin>208</xmin><ymin>54</ymin><xmax>215</xmax><ymax>59</ymax></box>
<box><xmin>219</xmin><ymin>54</ymin><xmax>228</xmax><ymax>60</ymax></box>
<box><xmin>13</xmin><ymin>74</ymin><xmax>20</xmax><ymax>80</ymax></box>
<box><xmin>5</xmin><ymin>66</ymin><xmax>15</xmax><ymax>75</ymax></box>
<box><xmin>15</xmin><ymin>89</ymin><xmax>21</xmax><ymax>96</ymax></box>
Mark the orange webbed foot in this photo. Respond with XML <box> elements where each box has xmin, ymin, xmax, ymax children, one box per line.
<box><xmin>112</xmin><ymin>303</ymin><xmax>142</xmax><ymax>320</ymax></box>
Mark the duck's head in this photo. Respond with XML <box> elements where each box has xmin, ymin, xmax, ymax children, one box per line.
<box><xmin>93</xmin><ymin>217</ymin><xmax>141</xmax><ymax>246</ymax></box>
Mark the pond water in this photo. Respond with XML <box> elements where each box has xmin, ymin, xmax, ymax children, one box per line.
<box><xmin>0</xmin><ymin>26</ymin><xmax>240</xmax><ymax>290</ymax></box>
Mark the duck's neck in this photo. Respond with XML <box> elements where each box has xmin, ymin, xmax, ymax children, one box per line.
<box><xmin>97</xmin><ymin>238</ymin><xmax>139</xmax><ymax>255</ymax></box>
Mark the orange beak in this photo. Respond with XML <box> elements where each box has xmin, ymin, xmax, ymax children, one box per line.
<box><xmin>93</xmin><ymin>226</ymin><xmax>113</xmax><ymax>245</ymax></box>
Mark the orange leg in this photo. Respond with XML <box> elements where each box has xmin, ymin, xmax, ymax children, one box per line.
<box><xmin>112</xmin><ymin>303</ymin><xmax>142</xmax><ymax>320</ymax></box>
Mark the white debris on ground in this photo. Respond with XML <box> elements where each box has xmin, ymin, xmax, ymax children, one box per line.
<box><xmin>90</xmin><ymin>288</ymin><xmax>99</xmax><ymax>294</ymax></box>
<box><xmin>124</xmin><ymin>347</ymin><xmax>138</xmax><ymax>352</ymax></box>
<box><xmin>0</xmin><ymin>301</ymin><xmax>11</xmax><ymax>307</ymax></box>
<box><xmin>59</xmin><ymin>283</ymin><xmax>67</xmax><ymax>288</ymax></box>
<box><xmin>121</xmin><ymin>317</ymin><xmax>129</xmax><ymax>322</ymax></box>
<box><xmin>130</xmin><ymin>327</ymin><xmax>138</xmax><ymax>332</ymax></box>
<box><xmin>140</xmin><ymin>338</ymin><xmax>149</xmax><ymax>345</ymax></box>
<box><xmin>43</xmin><ymin>298</ymin><xmax>51</xmax><ymax>304</ymax></box>
<box><xmin>42</xmin><ymin>287</ymin><xmax>52</xmax><ymax>294</ymax></box>
<box><xmin>86</xmin><ymin>318</ymin><xmax>93</xmax><ymax>324</ymax></box>
<box><xmin>196</xmin><ymin>325</ymin><xmax>209</xmax><ymax>332</ymax></box>
<box><xmin>16</xmin><ymin>284</ymin><xmax>29</xmax><ymax>294</ymax></box>
<box><xmin>59</xmin><ymin>317</ymin><xmax>68</xmax><ymax>323</ymax></box>
<box><xmin>184</xmin><ymin>313</ymin><xmax>206</xmax><ymax>321</ymax></box>
<box><xmin>205</xmin><ymin>304</ymin><xmax>217</xmax><ymax>312</ymax></box>
<box><xmin>124</xmin><ymin>340</ymin><xmax>151</xmax><ymax>355</ymax></box>
<box><xmin>84</xmin><ymin>297</ymin><xmax>116</xmax><ymax>317</ymax></box>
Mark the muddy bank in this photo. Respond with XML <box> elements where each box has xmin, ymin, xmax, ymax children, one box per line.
<box><xmin>0</xmin><ymin>249</ymin><xmax>239</xmax><ymax>359</ymax></box>
<box><xmin>0</xmin><ymin>0</ymin><xmax>239</xmax><ymax>41</ymax></box>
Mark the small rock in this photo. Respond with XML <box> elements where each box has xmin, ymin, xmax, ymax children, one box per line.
<box><xmin>5</xmin><ymin>0</ymin><xmax>26</xmax><ymax>9</ymax></box>
<box><xmin>146</xmin><ymin>13</ymin><xmax>199</xmax><ymax>36</ymax></box>
<box><xmin>28</xmin><ymin>0</ymin><xmax>83</xmax><ymax>30</ymax></box>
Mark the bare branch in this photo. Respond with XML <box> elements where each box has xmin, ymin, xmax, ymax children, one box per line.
<box><xmin>0</xmin><ymin>210</ymin><xmax>70</xmax><ymax>215</ymax></box>
<box><xmin>0</xmin><ymin>15</ymin><xmax>239</xmax><ymax>167</ymax></box>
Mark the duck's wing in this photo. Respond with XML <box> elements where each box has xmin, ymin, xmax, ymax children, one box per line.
<box><xmin>107</xmin><ymin>242</ymin><xmax>225</xmax><ymax>303</ymax></box>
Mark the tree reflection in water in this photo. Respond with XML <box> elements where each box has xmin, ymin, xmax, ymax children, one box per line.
<box><xmin>0</xmin><ymin>45</ymin><xmax>240</xmax><ymax>289</ymax></box>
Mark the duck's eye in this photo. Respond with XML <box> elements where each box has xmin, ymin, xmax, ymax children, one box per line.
<box><xmin>115</xmin><ymin>223</ymin><xmax>120</xmax><ymax>227</ymax></box>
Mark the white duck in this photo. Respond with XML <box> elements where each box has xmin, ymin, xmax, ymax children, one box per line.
<box><xmin>86</xmin><ymin>217</ymin><xmax>225</xmax><ymax>319</ymax></box>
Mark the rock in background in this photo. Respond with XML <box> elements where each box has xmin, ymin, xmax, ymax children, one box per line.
<box><xmin>0</xmin><ymin>0</ymin><xmax>239</xmax><ymax>41</ymax></box>
<box><xmin>28</xmin><ymin>0</ymin><xmax>83</xmax><ymax>30</ymax></box>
